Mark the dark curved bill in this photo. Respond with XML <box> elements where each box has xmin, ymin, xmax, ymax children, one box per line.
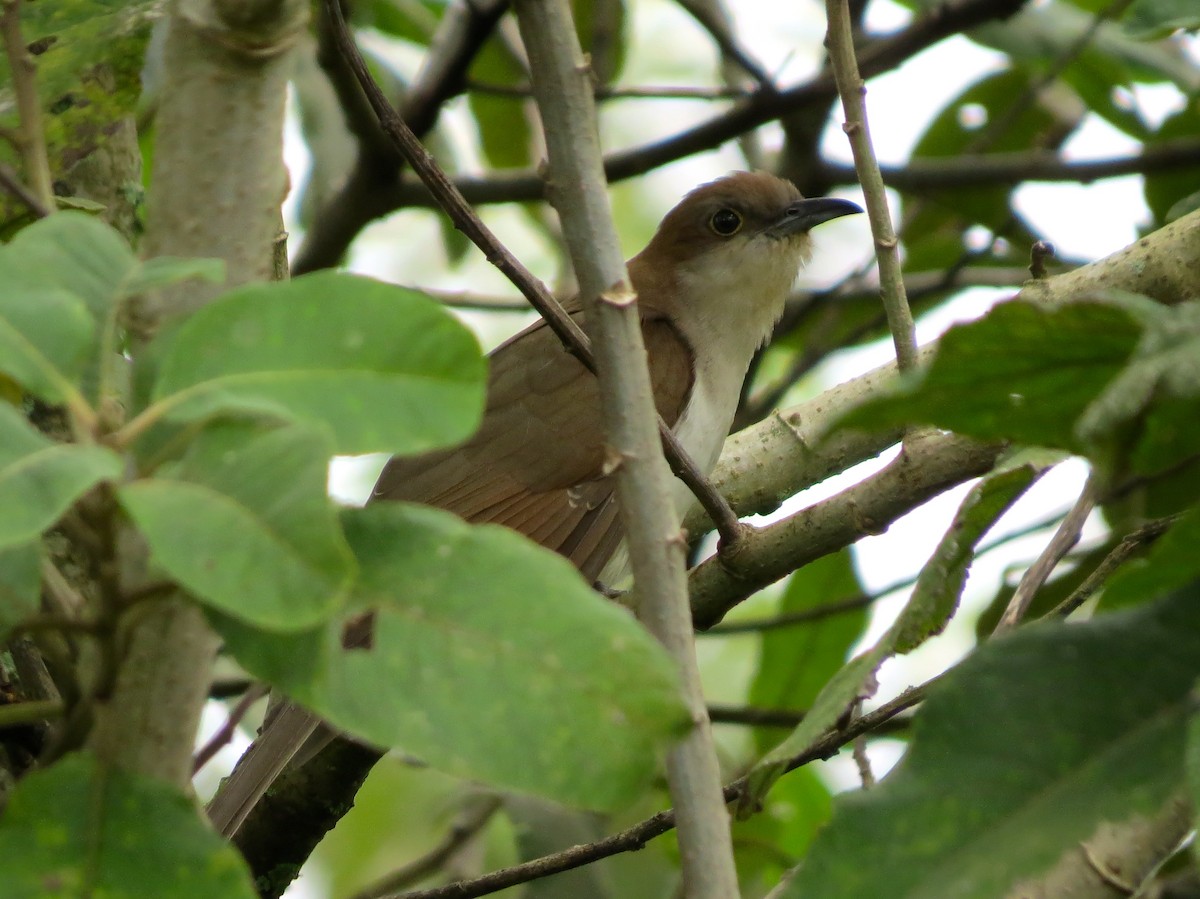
<box><xmin>767</xmin><ymin>196</ymin><xmax>863</xmax><ymax>238</ymax></box>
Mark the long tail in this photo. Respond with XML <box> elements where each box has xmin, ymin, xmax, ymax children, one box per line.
<box><xmin>206</xmin><ymin>701</ymin><xmax>327</xmax><ymax>838</ymax></box>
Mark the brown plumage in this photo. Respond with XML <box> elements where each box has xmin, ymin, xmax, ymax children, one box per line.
<box><xmin>206</xmin><ymin>171</ymin><xmax>860</xmax><ymax>838</ymax></box>
<box><xmin>370</xmin><ymin>171</ymin><xmax>860</xmax><ymax>582</ymax></box>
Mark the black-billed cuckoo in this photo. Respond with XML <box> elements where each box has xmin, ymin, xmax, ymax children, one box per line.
<box><xmin>207</xmin><ymin>171</ymin><xmax>861</xmax><ymax>836</ymax></box>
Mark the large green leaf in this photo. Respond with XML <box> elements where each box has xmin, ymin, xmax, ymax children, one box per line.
<box><xmin>834</xmin><ymin>299</ymin><xmax>1147</xmax><ymax>451</ymax></box>
<box><xmin>143</xmin><ymin>271</ymin><xmax>486</xmax><ymax>456</ymax></box>
<box><xmin>0</xmin><ymin>403</ymin><xmax>122</xmax><ymax>549</ymax></box>
<box><xmin>3</xmin><ymin>211</ymin><xmax>136</xmax><ymax>323</ymax></box>
<box><xmin>218</xmin><ymin>503</ymin><xmax>690</xmax><ymax>811</ymax></box>
<box><xmin>1124</xmin><ymin>0</ymin><xmax>1200</xmax><ymax>38</ymax></box>
<box><xmin>0</xmin><ymin>283</ymin><xmax>94</xmax><ymax>405</ymax></box>
<box><xmin>1077</xmin><ymin>300</ymin><xmax>1200</xmax><ymax>476</ymax></box>
<box><xmin>0</xmin><ymin>214</ymin><xmax>223</xmax><ymax>404</ymax></box>
<box><xmin>1144</xmin><ymin>105</ymin><xmax>1200</xmax><ymax>227</ymax></box>
<box><xmin>0</xmin><ymin>540</ymin><xmax>41</xmax><ymax>639</ymax></box>
<box><xmin>781</xmin><ymin>584</ymin><xmax>1200</xmax><ymax>899</ymax></box>
<box><xmin>0</xmin><ymin>754</ymin><xmax>255</xmax><ymax>899</ymax></box>
<box><xmin>118</xmin><ymin>424</ymin><xmax>353</xmax><ymax>631</ymax></box>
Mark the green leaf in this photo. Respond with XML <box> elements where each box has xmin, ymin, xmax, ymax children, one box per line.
<box><xmin>905</xmin><ymin>69</ymin><xmax>1058</xmax><ymax>238</ymax></box>
<box><xmin>1124</xmin><ymin>0</ymin><xmax>1200</xmax><ymax>38</ymax></box>
<box><xmin>118</xmin><ymin>424</ymin><xmax>353</xmax><ymax>630</ymax></box>
<box><xmin>467</xmin><ymin>42</ymin><xmax>533</xmax><ymax>170</ymax></box>
<box><xmin>223</xmin><ymin>503</ymin><xmax>690</xmax><ymax>811</ymax></box>
<box><xmin>732</xmin><ymin>768</ymin><xmax>831</xmax><ymax>893</ymax></box>
<box><xmin>0</xmin><ymin>404</ymin><xmax>122</xmax><ymax>549</ymax></box>
<box><xmin>894</xmin><ymin>463</ymin><xmax>1045</xmax><ymax>652</ymax></box>
<box><xmin>0</xmin><ymin>754</ymin><xmax>255</xmax><ymax>899</ymax></box>
<box><xmin>1077</xmin><ymin>300</ymin><xmax>1200</xmax><ymax>477</ymax></box>
<box><xmin>3</xmin><ymin>212</ymin><xmax>136</xmax><ymax>323</ymax></box>
<box><xmin>834</xmin><ymin>299</ymin><xmax>1146</xmax><ymax>451</ymax></box>
<box><xmin>144</xmin><ymin>271</ymin><xmax>486</xmax><ymax>455</ymax></box>
<box><xmin>1102</xmin><ymin>511</ymin><xmax>1199</xmax><ymax>609</ymax></box>
<box><xmin>0</xmin><ymin>285</ymin><xmax>94</xmax><ymax>404</ymax></box>
<box><xmin>1144</xmin><ymin>106</ymin><xmax>1200</xmax><ymax>227</ymax></box>
<box><xmin>742</xmin><ymin>464</ymin><xmax>1042</xmax><ymax>812</ymax></box>
<box><xmin>749</xmin><ymin>551</ymin><xmax>869</xmax><ymax>755</ymax></box>
<box><xmin>121</xmin><ymin>257</ymin><xmax>226</xmax><ymax>298</ymax></box>
<box><xmin>973</xmin><ymin>2</ymin><xmax>1200</xmax><ymax>89</ymax></box>
<box><xmin>781</xmin><ymin>584</ymin><xmax>1200</xmax><ymax>899</ymax></box>
<box><xmin>0</xmin><ymin>540</ymin><xmax>41</xmax><ymax>639</ymax></box>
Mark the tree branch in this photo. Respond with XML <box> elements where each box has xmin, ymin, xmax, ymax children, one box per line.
<box><xmin>299</xmin><ymin>0</ymin><xmax>1030</xmax><ymax>248</ymax></box>
<box><xmin>511</xmin><ymin>1</ymin><xmax>740</xmax><ymax>894</ymax></box>
<box><xmin>826</xmin><ymin>0</ymin><xmax>916</xmax><ymax>372</ymax></box>
<box><xmin>86</xmin><ymin>0</ymin><xmax>306</xmax><ymax>789</ymax></box>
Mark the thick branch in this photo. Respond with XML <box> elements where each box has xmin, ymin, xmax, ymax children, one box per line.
<box><xmin>86</xmin><ymin>0</ymin><xmax>305</xmax><ymax>788</ymax></box>
<box><xmin>689</xmin><ymin>432</ymin><xmax>1002</xmax><ymax>628</ymax></box>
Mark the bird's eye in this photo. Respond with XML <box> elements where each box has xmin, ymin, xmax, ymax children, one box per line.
<box><xmin>708</xmin><ymin>208</ymin><xmax>743</xmax><ymax>236</ymax></box>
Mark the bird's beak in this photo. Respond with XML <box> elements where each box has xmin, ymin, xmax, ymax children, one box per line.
<box><xmin>767</xmin><ymin>197</ymin><xmax>863</xmax><ymax>239</ymax></box>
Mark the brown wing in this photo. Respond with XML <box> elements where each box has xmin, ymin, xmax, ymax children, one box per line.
<box><xmin>371</xmin><ymin>305</ymin><xmax>694</xmax><ymax>580</ymax></box>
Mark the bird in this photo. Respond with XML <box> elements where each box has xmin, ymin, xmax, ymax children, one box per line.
<box><xmin>207</xmin><ymin>170</ymin><xmax>861</xmax><ymax>837</ymax></box>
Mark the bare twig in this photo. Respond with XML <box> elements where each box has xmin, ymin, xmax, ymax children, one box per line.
<box><xmin>0</xmin><ymin>699</ymin><xmax>65</xmax><ymax>729</ymax></box>
<box><xmin>390</xmin><ymin>680</ymin><xmax>930</xmax><ymax>899</ymax></box>
<box><xmin>997</xmin><ymin>475</ymin><xmax>1096</xmax><ymax>631</ymax></box>
<box><xmin>0</xmin><ymin>0</ymin><xmax>55</xmax><ymax>213</ymax></box>
<box><xmin>192</xmin><ymin>683</ymin><xmax>269</xmax><ymax>775</ymax></box>
<box><xmin>468</xmin><ymin>80</ymin><xmax>750</xmax><ymax>100</ymax></box>
<box><xmin>825</xmin><ymin>0</ymin><xmax>916</xmax><ymax>371</ymax></box>
<box><xmin>379</xmin><ymin>137</ymin><xmax>1200</xmax><ymax>209</ymax></box>
<box><xmin>1049</xmin><ymin>518</ymin><xmax>1174</xmax><ymax>620</ymax></box>
<box><xmin>511</xmin><ymin>1</ymin><xmax>739</xmax><ymax>894</ymax></box>
<box><xmin>301</xmin><ymin>0</ymin><xmax>1031</xmax><ymax>259</ymax></box>
<box><xmin>675</xmin><ymin>0</ymin><xmax>774</xmax><ymax>88</ymax></box>
<box><xmin>0</xmin><ymin>159</ymin><xmax>49</xmax><ymax>217</ymax></box>
<box><xmin>353</xmin><ymin>795</ymin><xmax>503</xmax><ymax>899</ymax></box>
<box><xmin>703</xmin><ymin>504</ymin><xmax>1081</xmax><ymax>636</ymax></box>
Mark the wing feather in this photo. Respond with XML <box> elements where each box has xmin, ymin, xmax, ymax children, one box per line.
<box><xmin>372</xmin><ymin>303</ymin><xmax>694</xmax><ymax>577</ymax></box>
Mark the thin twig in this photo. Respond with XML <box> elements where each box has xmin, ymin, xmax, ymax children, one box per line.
<box><xmin>383</xmin><ymin>137</ymin><xmax>1200</xmax><ymax>209</ymax></box>
<box><xmin>467</xmin><ymin>79</ymin><xmax>750</xmax><ymax>100</ymax></box>
<box><xmin>0</xmin><ymin>158</ymin><xmax>50</xmax><ymax>217</ymax></box>
<box><xmin>192</xmin><ymin>682</ymin><xmax>269</xmax><ymax>775</ymax></box>
<box><xmin>0</xmin><ymin>0</ymin><xmax>55</xmax><ymax>213</ymax></box>
<box><xmin>321</xmin><ymin>0</ymin><xmax>745</xmax><ymax>548</ymax></box>
<box><xmin>390</xmin><ymin>680</ymin><xmax>930</xmax><ymax>899</ymax></box>
<box><xmin>703</xmin><ymin>504</ymin><xmax>1079</xmax><ymax>635</ymax></box>
<box><xmin>0</xmin><ymin>699</ymin><xmax>65</xmax><ymax>729</ymax></box>
<box><xmin>824</xmin><ymin>0</ymin><xmax>917</xmax><ymax>371</ymax></box>
<box><xmin>1049</xmin><ymin>517</ymin><xmax>1174</xmax><ymax>620</ymax></box>
<box><xmin>674</xmin><ymin>0</ymin><xmax>774</xmax><ymax>88</ymax></box>
<box><xmin>997</xmin><ymin>475</ymin><xmax>1097</xmax><ymax>631</ymax></box>
<box><xmin>353</xmin><ymin>796</ymin><xmax>503</xmax><ymax>899</ymax></box>
<box><xmin>300</xmin><ymin>0</ymin><xmax>1030</xmax><ymax>262</ymax></box>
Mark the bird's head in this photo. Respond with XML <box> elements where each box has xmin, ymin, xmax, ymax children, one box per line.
<box><xmin>630</xmin><ymin>171</ymin><xmax>861</xmax><ymax>345</ymax></box>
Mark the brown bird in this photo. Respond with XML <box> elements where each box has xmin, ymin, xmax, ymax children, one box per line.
<box><xmin>207</xmin><ymin>171</ymin><xmax>860</xmax><ymax>836</ymax></box>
